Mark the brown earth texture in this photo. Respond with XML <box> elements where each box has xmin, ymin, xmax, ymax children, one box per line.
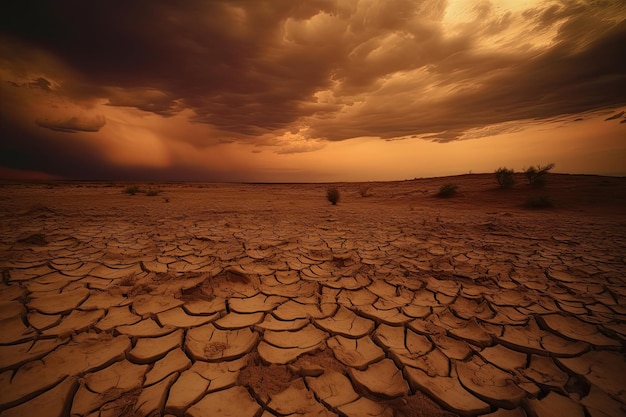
<box><xmin>0</xmin><ymin>173</ymin><xmax>625</xmax><ymax>417</ymax></box>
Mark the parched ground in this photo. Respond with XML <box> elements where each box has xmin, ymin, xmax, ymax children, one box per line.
<box><xmin>0</xmin><ymin>174</ymin><xmax>624</xmax><ymax>417</ymax></box>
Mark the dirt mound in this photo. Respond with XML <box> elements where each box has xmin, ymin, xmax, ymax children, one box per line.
<box><xmin>17</xmin><ymin>233</ymin><xmax>48</xmax><ymax>245</ymax></box>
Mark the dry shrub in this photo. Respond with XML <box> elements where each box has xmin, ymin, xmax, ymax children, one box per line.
<box><xmin>524</xmin><ymin>163</ymin><xmax>555</xmax><ymax>187</ymax></box>
<box><xmin>495</xmin><ymin>167</ymin><xmax>515</xmax><ymax>188</ymax></box>
<box><xmin>437</xmin><ymin>184</ymin><xmax>458</xmax><ymax>198</ymax></box>
<box><xmin>123</xmin><ymin>185</ymin><xmax>141</xmax><ymax>195</ymax></box>
<box><xmin>327</xmin><ymin>186</ymin><xmax>340</xmax><ymax>205</ymax></box>
<box><xmin>359</xmin><ymin>185</ymin><xmax>372</xmax><ymax>197</ymax></box>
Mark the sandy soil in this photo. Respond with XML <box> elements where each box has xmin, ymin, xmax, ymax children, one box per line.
<box><xmin>0</xmin><ymin>173</ymin><xmax>624</xmax><ymax>417</ymax></box>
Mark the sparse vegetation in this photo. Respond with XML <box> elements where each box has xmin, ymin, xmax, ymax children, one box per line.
<box><xmin>123</xmin><ymin>184</ymin><xmax>163</xmax><ymax>196</ymax></box>
<box><xmin>437</xmin><ymin>184</ymin><xmax>458</xmax><ymax>198</ymax></box>
<box><xmin>525</xmin><ymin>194</ymin><xmax>553</xmax><ymax>209</ymax></box>
<box><xmin>327</xmin><ymin>186</ymin><xmax>340</xmax><ymax>205</ymax></box>
<box><xmin>123</xmin><ymin>185</ymin><xmax>141</xmax><ymax>195</ymax></box>
<box><xmin>524</xmin><ymin>163</ymin><xmax>555</xmax><ymax>187</ymax></box>
<box><xmin>495</xmin><ymin>167</ymin><xmax>515</xmax><ymax>189</ymax></box>
<box><xmin>359</xmin><ymin>185</ymin><xmax>372</xmax><ymax>197</ymax></box>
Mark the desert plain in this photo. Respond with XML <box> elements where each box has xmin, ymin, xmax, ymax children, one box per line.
<box><xmin>0</xmin><ymin>173</ymin><xmax>625</xmax><ymax>417</ymax></box>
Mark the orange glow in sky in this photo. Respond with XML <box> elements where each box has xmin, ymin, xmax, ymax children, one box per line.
<box><xmin>1</xmin><ymin>1</ymin><xmax>624</xmax><ymax>181</ymax></box>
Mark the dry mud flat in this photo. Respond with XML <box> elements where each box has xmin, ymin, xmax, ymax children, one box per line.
<box><xmin>0</xmin><ymin>174</ymin><xmax>625</xmax><ymax>417</ymax></box>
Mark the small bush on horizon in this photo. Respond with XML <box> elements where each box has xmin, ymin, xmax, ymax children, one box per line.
<box><xmin>524</xmin><ymin>163</ymin><xmax>555</xmax><ymax>187</ymax></box>
<box><xmin>327</xmin><ymin>186</ymin><xmax>340</xmax><ymax>205</ymax></box>
<box><xmin>123</xmin><ymin>185</ymin><xmax>141</xmax><ymax>195</ymax></box>
<box><xmin>495</xmin><ymin>167</ymin><xmax>515</xmax><ymax>188</ymax></box>
<box><xmin>146</xmin><ymin>187</ymin><xmax>160</xmax><ymax>196</ymax></box>
<box><xmin>525</xmin><ymin>194</ymin><xmax>553</xmax><ymax>209</ymax></box>
<box><xmin>437</xmin><ymin>184</ymin><xmax>458</xmax><ymax>198</ymax></box>
<box><xmin>359</xmin><ymin>185</ymin><xmax>372</xmax><ymax>197</ymax></box>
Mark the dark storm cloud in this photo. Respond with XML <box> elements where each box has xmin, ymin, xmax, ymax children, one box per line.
<box><xmin>105</xmin><ymin>88</ymin><xmax>183</xmax><ymax>117</ymax></box>
<box><xmin>1</xmin><ymin>0</ymin><xmax>339</xmax><ymax>137</ymax></box>
<box><xmin>309</xmin><ymin>4</ymin><xmax>626</xmax><ymax>142</ymax></box>
<box><xmin>0</xmin><ymin>115</ymin><xmax>113</xmax><ymax>179</ymax></box>
<box><xmin>605</xmin><ymin>111</ymin><xmax>624</xmax><ymax>121</ymax></box>
<box><xmin>1</xmin><ymin>0</ymin><xmax>625</xmax><ymax>149</ymax></box>
<box><xmin>8</xmin><ymin>77</ymin><xmax>53</xmax><ymax>91</ymax></box>
<box><xmin>0</xmin><ymin>114</ymin><xmax>238</xmax><ymax>181</ymax></box>
<box><xmin>36</xmin><ymin>115</ymin><xmax>106</xmax><ymax>133</ymax></box>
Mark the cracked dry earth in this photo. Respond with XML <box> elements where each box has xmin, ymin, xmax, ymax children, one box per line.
<box><xmin>0</xmin><ymin>175</ymin><xmax>625</xmax><ymax>417</ymax></box>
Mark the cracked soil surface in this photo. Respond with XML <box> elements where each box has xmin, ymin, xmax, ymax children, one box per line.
<box><xmin>0</xmin><ymin>173</ymin><xmax>625</xmax><ymax>417</ymax></box>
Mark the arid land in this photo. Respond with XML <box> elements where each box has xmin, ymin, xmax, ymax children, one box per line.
<box><xmin>0</xmin><ymin>173</ymin><xmax>625</xmax><ymax>417</ymax></box>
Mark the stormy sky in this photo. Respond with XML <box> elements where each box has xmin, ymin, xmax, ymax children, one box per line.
<box><xmin>1</xmin><ymin>0</ymin><xmax>625</xmax><ymax>181</ymax></box>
